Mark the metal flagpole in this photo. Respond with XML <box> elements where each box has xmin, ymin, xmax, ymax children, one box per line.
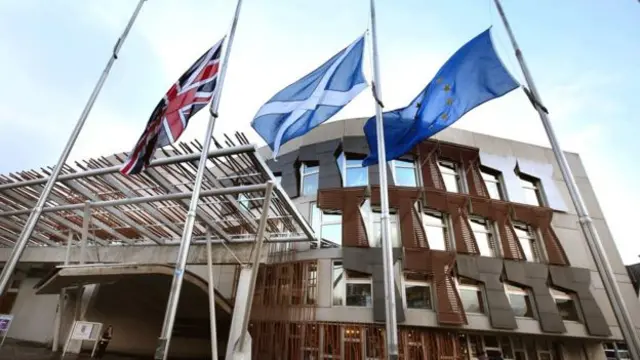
<box><xmin>154</xmin><ymin>0</ymin><xmax>244</xmax><ymax>359</ymax></box>
<box><xmin>0</xmin><ymin>0</ymin><xmax>146</xmax><ymax>296</ymax></box>
<box><xmin>493</xmin><ymin>0</ymin><xmax>640</xmax><ymax>357</ymax></box>
<box><xmin>369</xmin><ymin>0</ymin><xmax>399</xmax><ymax>358</ymax></box>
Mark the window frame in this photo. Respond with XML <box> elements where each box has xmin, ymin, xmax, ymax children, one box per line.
<box><xmin>391</xmin><ymin>158</ymin><xmax>419</xmax><ymax>187</ymax></box>
<box><xmin>480</xmin><ymin>167</ymin><xmax>504</xmax><ymax>200</ymax></box>
<box><xmin>438</xmin><ymin>159</ymin><xmax>462</xmax><ymax>193</ymax></box>
<box><xmin>300</xmin><ymin>162</ymin><xmax>320</xmax><ymax>196</ymax></box>
<box><xmin>550</xmin><ymin>288</ymin><xmax>580</xmax><ymax>322</ymax></box>
<box><xmin>332</xmin><ymin>261</ymin><xmax>373</xmax><ymax>308</ymax></box>
<box><xmin>311</xmin><ymin>202</ymin><xmax>342</xmax><ymax>248</ymax></box>
<box><xmin>337</xmin><ymin>152</ymin><xmax>368</xmax><ymax>187</ymax></box>
<box><xmin>512</xmin><ymin>221</ymin><xmax>541</xmax><ymax>262</ymax></box>
<box><xmin>517</xmin><ymin>172</ymin><xmax>545</xmax><ymax>207</ymax></box>
<box><xmin>504</xmin><ymin>283</ymin><xmax>535</xmax><ymax>318</ymax></box>
<box><xmin>403</xmin><ymin>279</ymin><xmax>433</xmax><ymax>310</ymax></box>
<box><xmin>423</xmin><ymin>209</ymin><xmax>449</xmax><ymax>251</ymax></box>
<box><xmin>457</xmin><ymin>277</ymin><xmax>485</xmax><ymax>314</ymax></box>
<box><xmin>469</xmin><ymin>216</ymin><xmax>496</xmax><ymax>257</ymax></box>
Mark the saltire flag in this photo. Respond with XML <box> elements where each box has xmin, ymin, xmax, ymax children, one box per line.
<box><xmin>120</xmin><ymin>38</ymin><xmax>225</xmax><ymax>175</ymax></box>
<box><xmin>363</xmin><ymin>28</ymin><xmax>519</xmax><ymax>166</ymax></box>
<box><xmin>251</xmin><ymin>35</ymin><xmax>367</xmax><ymax>159</ymax></box>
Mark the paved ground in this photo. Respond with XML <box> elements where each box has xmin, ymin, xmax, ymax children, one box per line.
<box><xmin>0</xmin><ymin>339</ymin><xmax>144</xmax><ymax>360</ymax></box>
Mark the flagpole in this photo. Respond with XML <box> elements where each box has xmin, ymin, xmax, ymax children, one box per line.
<box><xmin>493</xmin><ymin>0</ymin><xmax>640</xmax><ymax>357</ymax></box>
<box><xmin>0</xmin><ymin>0</ymin><xmax>146</xmax><ymax>296</ymax></box>
<box><xmin>369</xmin><ymin>0</ymin><xmax>399</xmax><ymax>358</ymax></box>
<box><xmin>154</xmin><ymin>0</ymin><xmax>244</xmax><ymax>359</ymax></box>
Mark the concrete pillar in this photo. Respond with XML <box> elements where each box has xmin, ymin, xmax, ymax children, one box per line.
<box><xmin>225</xmin><ymin>267</ymin><xmax>252</xmax><ymax>360</ymax></box>
<box><xmin>65</xmin><ymin>284</ymin><xmax>101</xmax><ymax>354</ymax></box>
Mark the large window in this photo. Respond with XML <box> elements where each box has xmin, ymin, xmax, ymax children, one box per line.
<box><xmin>513</xmin><ymin>222</ymin><xmax>540</xmax><ymax>262</ymax></box>
<box><xmin>392</xmin><ymin>159</ymin><xmax>418</xmax><ymax>187</ymax></box>
<box><xmin>361</xmin><ymin>199</ymin><xmax>400</xmax><ymax>248</ymax></box>
<box><xmin>311</xmin><ymin>203</ymin><xmax>342</xmax><ymax>247</ymax></box>
<box><xmin>301</xmin><ymin>163</ymin><xmax>319</xmax><ymax>196</ymax></box>
<box><xmin>550</xmin><ymin>288</ymin><xmax>580</xmax><ymax>321</ymax></box>
<box><xmin>404</xmin><ymin>273</ymin><xmax>432</xmax><ymax>310</ymax></box>
<box><xmin>481</xmin><ymin>168</ymin><xmax>504</xmax><ymax>200</ymax></box>
<box><xmin>458</xmin><ymin>277</ymin><xmax>484</xmax><ymax>314</ymax></box>
<box><xmin>464</xmin><ymin>335</ymin><xmax>528</xmax><ymax>360</ymax></box>
<box><xmin>332</xmin><ymin>261</ymin><xmax>372</xmax><ymax>307</ymax></box>
<box><xmin>518</xmin><ymin>173</ymin><xmax>544</xmax><ymax>206</ymax></box>
<box><xmin>505</xmin><ymin>284</ymin><xmax>534</xmax><ymax>318</ymax></box>
<box><xmin>337</xmin><ymin>153</ymin><xmax>368</xmax><ymax>187</ymax></box>
<box><xmin>423</xmin><ymin>210</ymin><xmax>449</xmax><ymax>251</ymax></box>
<box><xmin>469</xmin><ymin>217</ymin><xmax>496</xmax><ymax>257</ymax></box>
<box><xmin>438</xmin><ymin>160</ymin><xmax>461</xmax><ymax>193</ymax></box>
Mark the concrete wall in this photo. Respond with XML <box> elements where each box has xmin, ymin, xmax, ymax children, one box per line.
<box><xmin>8</xmin><ymin>277</ymin><xmax>58</xmax><ymax>344</ymax></box>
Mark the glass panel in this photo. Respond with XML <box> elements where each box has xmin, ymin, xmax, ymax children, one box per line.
<box><xmin>405</xmin><ymin>285</ymin><xmax>432</xmax><ymax>309</ymax></box>
<box><xmin>460</xmin><ymin>288</ymin><xmax>484</xmax><ymax>313</ymax></box>
<box><xmin>274</xmin><ymin>175</ymin><xmax>282</xmax><ymax>184</ymax></box>
<box><xmin>346</xmin><ymin>283</ymin><xmax>372</xmax><ymax>307</ymax></box>
<box><xmin>484</xmin><ymin>336</ymin><xmax>499</xmax><ymax>348</ymax></box>
<box><xmin>304</xmin><ymin>164</ymin><xmax>319</xmax><ymax>175</ymax></box>
<box><xmin>333</xmin><ymin>262</ymin><xmax>345</xmax><ymax>306</ymax></box>
<box><xmin>500</xmin><ymin>337</ymin><xmax>514</xmax><ymax>359</ymax></box>
<box><xmin>303</xmin><ymin>172</ymin><xmax>319</xmax><ymax>196</ymax></box>
<box><xmin>371</xmin><ymin>213</ymin><xmax>400</xmax><ymax>248</ymax></box>
<box><xmin>424</xmin><ymin>212</ymin><xmax>444</xmax><ymax>226</ymax></box>
<box><xmin>321</xmin><ymin>224</ymin><xmax>342</xmax><ymax>246</ymax></box>
<box><xmin>395</xmin><ymin>164</ymin><xmax>417</xmax><ymax>187</ymax></box>
<box><xmin>442</xmin><ymin>173</ymin><xmax>460</xmax><ymax>193</ymax></box>
<box><xmin>425</xmin><ymin>225</ymin><xmax>447</xmax><ymax>251</ymax></box>
<box><xmin>555</xmin><ymin>298</ymin><xmax>579</xmax><ymax>321</ymax></box>
<box><xmin>311</xmin><ymin>204</ymin><xmax>321</xmax><ymax>233</ymax></box>
<box><xmin>486</xmin><ymin>181</ymin><xmax>502</xmax><ymax>200</ymax></box>
<box><xmin>346</xmin><ymin>166</ymin><xmax>368</xmax><ymax>187</ymax></box>
<box><xmin>522</xmin><ymin>187</ymin><xmax>541</xmax><ymax>206</ymax></box>
<box><xmin>539</xmin><ymin>353</ymin><xmax>551</xmax><ymax>360</ymax></box>
<box><xmin>476</xmin><ymin>232</ymin><xmax>494</xmax><ymax>257</ymax></box>
<box><xmin>508</xmin><ymin>293</ymin><xmax>534</xmax><ymax>318</ymax></box>
<box><xmin>515</xmin><ymin>351</ymin><xmax>527</xmax><ymax>360</ymax></box>
<box><xmin>520</xmin><ymin>238</ymin><xmax>536</xmax><ymax>262</ymax></box>
<box><xmin>337</xmin><ymin>152</ymin><xmax>345</xmax><ymax>178</ymax></box>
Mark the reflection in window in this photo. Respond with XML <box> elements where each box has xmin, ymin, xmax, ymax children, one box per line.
<box><xmin>438</xmin><ymin>160</ymin><xmax>461</xmax><ymax>193</ymax></box>
<box><xmin>518</xmin><ymin>173</ymin><xmax>543</xmax><ymax>206</ymax></box>
<box><xmin>333</xmin><ymin>261</ymin><xmax>372</xmax><ymax>307</ymax></box>
<box><xmin>301</xmin><ymin>163</ymin><xmax>319</xmax><ymax>196</ymax></box>
<box><xmin>458</xmin><ymin>278</ymin><xmax>484</xmax><ymax>314</ymax></box>
<box><xmin>423</xmin><ymin>210</ymin><xmax>448</xmax><ymax>251</ymax></box>
<box><xmin>469</xmin><ymin>217</ymin><xmax>495</xmax><ymax>257</ymax></box>
<box><xmin>513</xmin><ymin>222</ymin><xmax>540</xmax><ymax>262</ymax></box>
<box><xmin>337</xmin><ymin>153</ymin><xmax>368</xmax><ymax>187</ymax></box>
<box><xmin>481</xmin><ymin>168</ymin><xmax>503</xmax><ymax>200</ymax></box>
<box><xmin>361</xmin><ymin>199</ymin><xmax>400</xmax><ymax>248</ymax></box>
<box><xmin>311</xmin><ymin>203</ymin><xmax>341</xmax><ymax>247</ymax></box>
<box><xmin>404</xmin><ymin>274</ymin><xmax>432</xmax><ymax>309</ymax></box>
<box><xmin>393</xmin><ymin>159</ymin><xmax>418</xmax><ymax>187</ymax></box>
<box><xmin>505</xmin><ymin>284</ymin><xmax>534</xmax><ymax>318</ymax></box>
<box><xmin>550</xmin><ymin>288</ymin><xmax>580</xmax><ymax>321</ymax></box>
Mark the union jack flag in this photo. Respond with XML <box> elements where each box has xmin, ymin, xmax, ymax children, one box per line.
<box><xmin>120</xmin><ymin>38</ymin><xmax>225</xmax><ymax>175</ymax></box>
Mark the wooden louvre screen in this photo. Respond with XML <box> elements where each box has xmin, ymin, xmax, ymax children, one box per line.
<box><xmin>317</xmin><ymin>187</ymin><xmax>368</xmax><ymax>247</ymax></box>
<box><xmin>512</xmin><ymin>205</ymin><xmax>569</xmax><ymax>266</ymax></box>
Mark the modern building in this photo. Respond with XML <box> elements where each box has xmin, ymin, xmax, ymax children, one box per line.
<box><xmin>0</xmin><ymin>117</ymin><xmax>639</xmax><ymax>360</ymax></box>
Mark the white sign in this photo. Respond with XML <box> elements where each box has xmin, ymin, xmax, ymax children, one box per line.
<box><xmin>71</xmin><ymin>322</ymin><xmax>95</xmax><ymax>340</ymax></box>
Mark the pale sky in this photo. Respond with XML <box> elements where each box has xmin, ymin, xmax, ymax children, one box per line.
<box><xmin>1</xmin><ymin>1</ymin><xmax>638</xmax><ymax>263</ymax></box>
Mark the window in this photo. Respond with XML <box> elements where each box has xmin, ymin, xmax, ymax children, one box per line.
<box><xmin>469</xmin><ymin>217</ymin><xmax>495</xmax><ymax>257</ymax></box>
<box><xmin>604</xmin><ymin>342</ymin><xmax>631</xmax><ymax>360</ymax></box>
<box><xmin>513</xmin><ymin>222</ymin><xmax>540</xmax><ymax>262</ymax></box>
<box><xmin>423</xmin><ymin>210</ymin><xmax>449</xmax><ymax>251</ymax></box>
<box><xmin>550</xmin><ymin>288</ymin><xmax>579</xmax><ymax>321</ymax></box>
<box><xmin>404</xmin><ymin>274</ymin><xmax>432</xmax><ymax>309</ymax></box>
<box><xmin>274</xmin><ymin>174</ymin><xmax>282</xmax><ymax>184</ymax></box>
<box><xmin>458</xmin><ymin>277</ymin><xmax>484</xmax><ymax>314</ymax></box>
<box><xmin>465</xmin><ymin>335</ymin><xmax>527</xmax><ymax>360</ymax></box>
<box><xmin>536</xmin><ymin>340</ymin><xmax>560</xmax><ymax>360</ymax></box>
<box><xmin>392</xmin><ymin>159</ymin><xmax>418</xmax><ymax>187</ymax></box>
<box><xmin>481</xmin><ymin>168</ymin><xmax>503</xmax><ymax>200</ymax></box>
<box><xmin>518</xmin><ymin>173</ymin><xmax>544</xmax><ymax>206</ymax></box>
<box><xmin>333</xmin><ymin>261</ymin><xmax>372</xmax><ymax>307</ymax></box>
<box><xmin>301</xmin><ymin>163</ymin><xmax>319</xmax><ymax>196</ymax></box>
<box><xmin>337</xmin><ymin>152</ymin><xmax>368</xmax><ymax>187</ymax></box>
<box><xmin>505</xmin><ymin>284</ymin><xmax>534</xmax><ymax>318</ymax></box>
<box><xmin>438</xmin><ymin>160</ymin><xmax>461</xmax><ymax>193</ymax></box>
<box><xmin>311</xmin><ymin>203</ymin><xmax>342</xmax><ymax>247</ymax></box>
<box><xmin>361</xmin><ymin>200</ymin><xmax>400</xmax><ymax>248</ymax></box>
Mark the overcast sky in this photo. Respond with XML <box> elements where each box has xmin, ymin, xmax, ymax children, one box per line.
<box><xmin>0</xmin><ymin>1</ymin><xmax>638</xmax><ymax>262</ymax></box>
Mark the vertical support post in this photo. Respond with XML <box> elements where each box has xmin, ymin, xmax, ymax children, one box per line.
<box><xmin>206</xmin><ymin>230</ymin><xmax>219</xmax><ymax>360</ymax></box>
<box><xmin>235</xmin><ymin>181</ymin><xmax>273</xmax><ymax>354</ymax></box>
<box><xmin>52</xmin><ymin>232</ymin><xmax>74</xmax><ymax>352</ymax></box>
<box><xmin>155</xmin><ymin>1</ymin><xmax>244</xmax><ymax>359</ymax></box>
<box><xmin>75</xmin><ymin>202</ymin><xmax>91</xmax><ymax>322</ymax></box>
<box><xmin>368</xmin><ymin>0</ymin><xmax>399</xmax><ymax>358</ymax></box>
<box><xmin>493</xmin><ymin>1</ymin><xmax>640</xmax><ymax>358</ymax></box>
<box><xmin>0</xmin><ymin>0</ymin><xmax>146</xmax><ymax>296</ymax></box>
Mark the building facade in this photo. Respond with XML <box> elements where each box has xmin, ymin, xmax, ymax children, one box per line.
<box><xmin>247</xmin><ymin>118</ymin><xmax>640</xmax><ymax>360</ymax></box>
<box><xmin>1</xmin><ymin>118</ymin><xmax>639</xmax><ymax>360</ymax></box>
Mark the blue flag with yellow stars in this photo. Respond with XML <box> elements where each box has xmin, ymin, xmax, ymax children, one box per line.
<box><xmin>363</xmin><ymin>28</ymin><xmax>519</xmax><ymax>166</ymax></box>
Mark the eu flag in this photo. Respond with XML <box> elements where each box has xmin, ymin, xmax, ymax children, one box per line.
<box><xmin>363</xmin><ymin>28</ymin><xmax>519</xmax><ymax>166</ymax></box>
